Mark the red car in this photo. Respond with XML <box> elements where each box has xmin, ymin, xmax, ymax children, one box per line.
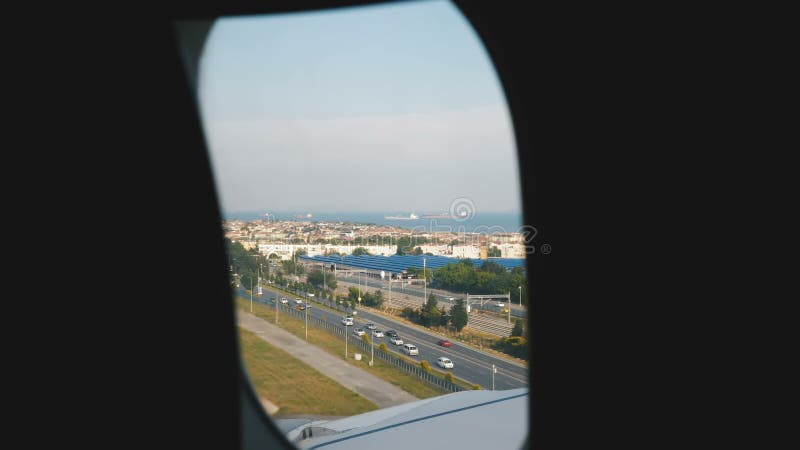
<box><xmin>437</xmin><ymin>339</ymin><xmax>452</xmax><ymax>347</ymax></box>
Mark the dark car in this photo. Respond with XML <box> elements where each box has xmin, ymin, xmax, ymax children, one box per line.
<box><xmin>437</xmin><ymin>339</ymin><xmax>452</xmax><ymax>347</ymax></box>
<box><xmin>385</xmin><ymin>330</ymin><xmax>398</xmax><ymax>338</ymax></box>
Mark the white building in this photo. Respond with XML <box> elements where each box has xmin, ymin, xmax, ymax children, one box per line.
<box><xmin>257</xmin><ymin>243</ymin><xmax>398</xmax><ymax>259</ymax></box>
<box><xmin>258</xmin><ymin>244</ymin><xmax>325</xmax><ymax>260</ymax></box>
<box><xmin>325</xmin><ymin>244</ymin><xmax>398</xmax><ymax>256</ymax></box>
<box><xmin>417</xmin><ymin>245</ymin><xmax>449</xmax><ymax>256</ymax></box>
<box><xmin>451</xmin><ymin>245</ymin><xmax>481</xmax><ymax>259</ymax></box>
<box><xmin>498</xmin><ymin>243</ymin><xmax>526</xmax><ymax>258</ymax></box>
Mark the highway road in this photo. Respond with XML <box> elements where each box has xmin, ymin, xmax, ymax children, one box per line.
<box><xmin>238</xmin><ymin>285</ymin><xmax>529</xmax><ymax>391</ymax></box>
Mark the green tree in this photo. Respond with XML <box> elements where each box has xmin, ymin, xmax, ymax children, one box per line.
<box><xmin>399</xmin><ymin>307</ymin><xmax>418</xmax><ymax>322</ymax></box>
<box><xmin>412</xmin><ymin>247</ymin><xmax>423</xmax><ymax>255</ymax></box>
<box><xmin>352</xmin><ymin>247</ymin><xmax>371</xmax><ymax>256</ymax></box>
<box><xmin>306</xmin><ymin>270</ymin><xmax>323</xmax><ymax>288</ymax></box>
<box><xmin>451</xmin><ymin>298</ymin><xmax>468</xmax><ymax>332</ymax></box>
<box><xmin>395</xmin><ymin>236</ymin><xmax>412</xmax><ymax>255</ymax></box>
<box><xmin>420</xmin><ymin>293</ymin><xmax>441</xmax><ymax>326</ymax></box>
<box><xmin>488</xmin><ymin>246</ymin><xmax>501</xmax><ymax>257</ymax></box>
<box><xmin>511</xmin><ymin>318</ymin><xmax>524</xmax><ymax>337</ymax></box>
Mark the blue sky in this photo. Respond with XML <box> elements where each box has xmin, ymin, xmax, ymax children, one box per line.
<box><xmin>197</xmin><ymin>0</ymin><xmax>522</xmax><ymax>214</ymax></box>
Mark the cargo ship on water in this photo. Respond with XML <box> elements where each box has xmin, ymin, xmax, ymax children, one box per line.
<box><xmin>384</xmin><ymin>213</ymin><xmax>419</xmax><ymax>220</ymax></box>
<box><xmin>421</xmin><ymin>212</ymin><xmax>451</xmax><ymax>219</ymax></box>
<box><xmin>421</xmin><ymin>211</ymin><xmax>470</xmax><ymax>219</ymax></box>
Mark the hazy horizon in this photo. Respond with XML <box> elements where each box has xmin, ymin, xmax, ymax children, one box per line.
<box><xmin>198</xmin><ymin>0</ymin><xmax>522</xmax><ymax>216</ymax></box>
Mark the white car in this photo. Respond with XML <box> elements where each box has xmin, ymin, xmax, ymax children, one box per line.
<box><xmin>353</xmin><ymin>328</ymin><xmax>365</xmax><ymax>336</ymax></box>
<box><xmin>372</xmin><ymin>330</ymin><xmax>384</xmax><ymax>338</ymax></box>
<box><xmin>365</xmin><ymin>323</ymin><xmax>377</xmax><ymax>330</ymax></box>
<box><xmin>341</xmin><ymin>317</ymin><xmax>354</xmax><ymax>326</ymax></box>
<box><xmin>390</xmin><ymin>336</ymin><xmax>404</xmax><ymax>345</ymax></box>
<box><xmin>436</xmin><ymin>357</ymin><xmax>454</xmax><ymax>369</ymax></box>
<box><xmin>280</xmin><ymin>298</ymin><xmax>288</xmax><ymax>304</ymax></box>
<box><xmin>294</xmin><ymin>299</ymin><xmax>303</xmax><ymax>305</ymax></box>
<box><xmin>402</xmin><ymin>344</ymin><xmax>419</xmax><ymax>356</ymax></box>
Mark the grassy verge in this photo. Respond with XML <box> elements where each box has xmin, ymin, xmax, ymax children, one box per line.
<box><xmin>236</xmin><ymin>297</ymin><xmax>444</xmax><ymax>399</ymax></box>
<box><xmin>237</xmin><ymin>326</ymin><xmax>378</xmax><ymax>417</ymax></box>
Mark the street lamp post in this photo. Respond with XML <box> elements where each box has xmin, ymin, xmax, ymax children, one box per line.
<box><xmin>423</xmin><ymin>257</ymin><xmax>427</xmax><ymax>307</ymax></box>
<box><xmin>305</xmin><ymin>301</ymin><xmax>308</xmax><ymax>341</ymax></box>
<box><xmin>250</xmin><ymin>278</ymin><xmax>253</xmax><ymax>313</ymax></box>
<box><xmin>508</xmin><ymin>292</ymin><xmax>511</xmax><ymax>324</ymax></box>
<box><xmin>370</xmin><ymin>332</ymin><xmax>374</xmax><ymax>366</ymax></box>
<box><xmin>492</xmin><ymin>364</ymin><xmax>497</xmax><ymax>390</ymax></box>
<box><xmin>519</xmin><ymin>285</ymin><xmax>522</xmax><ymax>306</ymax></box>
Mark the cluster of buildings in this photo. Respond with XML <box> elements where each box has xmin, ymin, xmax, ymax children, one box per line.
<box><xmin>223</xmin><ymin>219</ymin><xmax>527</xmax><ymax>260</ymax></box>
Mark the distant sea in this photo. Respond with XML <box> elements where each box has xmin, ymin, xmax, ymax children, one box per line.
<box><xmin>224</xmin><ymin>211</ymin><xmax>526</xmax><ymax>234</ymax></box>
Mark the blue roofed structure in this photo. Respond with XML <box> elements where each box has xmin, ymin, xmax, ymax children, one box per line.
<box><xmin>299</xmin><ymin>254</ymin><xmax>525</xmax><ymax>274</ymax></box>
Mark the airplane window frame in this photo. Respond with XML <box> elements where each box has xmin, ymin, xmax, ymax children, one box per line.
<box><xmin>172</xmin><ymin>1</ymin><xmax>550</xmax><ymax>449</ymax></box>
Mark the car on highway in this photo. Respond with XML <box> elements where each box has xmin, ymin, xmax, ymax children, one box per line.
<box><xmin>294</xmin><ymin>299</ymin><xmax>303</xmax><ymax>305</ymax></box>
<box><xmin>365</xmin><ymin>323</ymin><xmax>377</xmax><ymax>330</ymax></box>
<box><xmin>353</xmin><ymin>328</ymin><xmax>365</xmax><ymax>336</ymax></box>
<box><xmin>280</xmin><ymin>298</ymin><xmax>288</xmax><ymax>304</ymax></box>
<box><xmin>402</xmin><ymin>344</ymin><xmax>419</xmax><ymax>356</ymax></box>
<box><xmin>436</xmin><ymin>357</ymin><xmax>454</xmax><ymax>369</ymax></box>
<box><xmin>437</xmin><ymin>339</ymin><xmax>452</xmax><ymax>347</ymax></box>
<box><xmin>385</xmin><ymin>330</ymin><xmax>398</xmax><ymax>338</ymax></box>
<box><xmin>372</xmin><ymin>330</ymin><xmax>384</xmax><ymax>338</ymax></box>
<box><xmin>341</xmin><ymin>317</ymin><xmax>354</xmax><ymax>326</ymax></box>
<box><xmin>389</xmin><ymin>336</ymin><xmax>404</xmax><ymax>345</ymax></box>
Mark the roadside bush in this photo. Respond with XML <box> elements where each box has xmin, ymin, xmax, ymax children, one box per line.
<box><xmin>472</xmin><ymin>384</ymin><xmax>482</xmax><ymax>390</ymax></box>
<box><xmin>400</xmin><ymin>307</ymin><xmax>419</xmax><ymax>322</ymax></box>
<box><xmin>378</xmin><ymin>342</ymin><xmax>388</xmax><ymax>352</ymax></box>
<box><xmin>420</xmin><ymin>360</ymin><xmax>432</xmax><ymax>371</ymax></box>
<box><xmin>362</xmin><ymin>334</ymin><xmax>371</xmax><ymax>344</ymax></box>
<box><xmin>444</xmin><ymin>372</ymin><xmax>454</xmax><ymax>382</ymax></box>
<box><xmin>491</xmin><ymin>336</ymin><xmax>528</xmax><ymax>360</ymax></box>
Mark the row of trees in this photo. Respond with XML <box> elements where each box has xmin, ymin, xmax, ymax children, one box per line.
<box><xmin>306</xmin><ymin>269</ymin><xmax>337</xmax><ymax>290</ymax></box>
<box><xmin>399</xmin><ymin>294</ymin><xmax>469</xmax><ymax>332</ymax></box>
<box><xmin>428</xmin><ymin>260</ymin><xmax>528</xmax><ymax>305</ymax></box>
<box><xmin>346</xmin><ymin>287</ymin><xmax>383</xmax><ymax>308</ymax></box>
<box><xmin>226</xmin><ymin>239</ymin><xmax>269</xmax><ymax>291</ymax></box>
